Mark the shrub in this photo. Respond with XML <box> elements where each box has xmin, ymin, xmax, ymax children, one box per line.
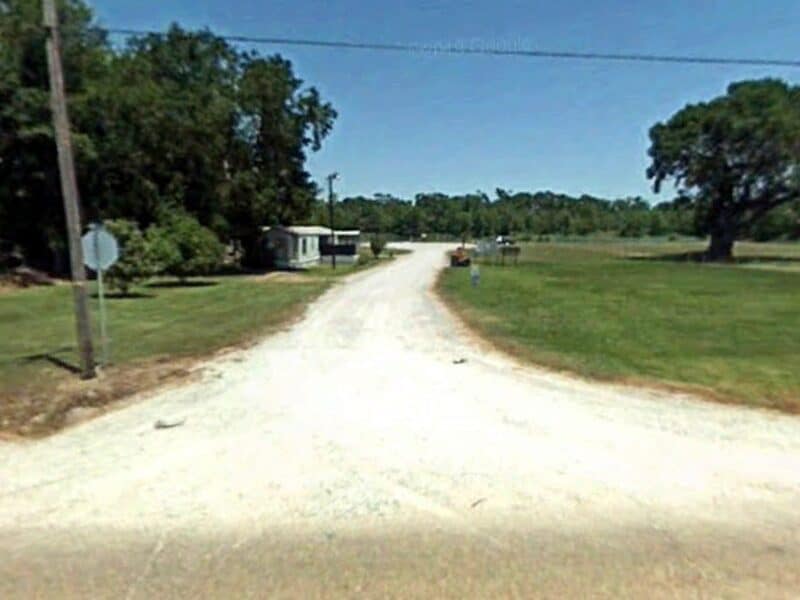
<box><xmin>750</xmin><ymin>206</ymin><xmax>795</xmax><ymax>242</ymax></box>
<box><xmin>619</xmin><ymin>214</ymin><xmax>646</xmax><ymax>238</ymax></box>
<box><xmin>370</xmin><ymin>235</ymin><xmax>387</xmax><ymax>258</ymax></box>
<box><xmin>648</xmin><ymin>213</ymin><xmax>668</xmax><ymax>237</ymax></box>
<box><xmin>146</xmin><ymin>212</ymin><xmax>224</xmax><ymax>282</ymax></box>
<box><xmin>103</xmin><ymin>219</ymin><xmax>156</xmax><ymax>295</ymax></box>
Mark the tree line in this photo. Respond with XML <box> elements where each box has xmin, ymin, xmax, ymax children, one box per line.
<box><xmin>315</xmin><ymin>189</ymin><xmax>799</xmax><ymax>243</ymax></box>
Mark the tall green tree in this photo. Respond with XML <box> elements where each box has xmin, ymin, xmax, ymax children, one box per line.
<box><xmin>647</xmin><ymin>79</ymin><xmax>800</xmax><ymax>260</ymax></box>
<box><xmin>0</xmin><ymin>0</ymin><xmax>107</xmax><ymax>270</ymax></box>
<box><xmin>78</xmin><ymin>27</ymin><xmax>241</xmax><ymax>230</ymax></box>
<box><xmin>231</xmin><ymin>55</ymin><xmax>336</xmax><ymax>262</ymax></box>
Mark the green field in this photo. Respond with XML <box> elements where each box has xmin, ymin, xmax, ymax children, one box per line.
<box><xmin>0</xmin><ymin>275</ymin><xmax>326</xmax><ymax>407</ymax></box>
<box><xmin>438</xmin><ymin>240</ymin><xmax>800</xmax><ymax>411</ymax></box>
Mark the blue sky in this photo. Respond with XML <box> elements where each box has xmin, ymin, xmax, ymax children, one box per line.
<box><xmin>90</xmin><ymin>1</ymin><xmax>800</xmax><ymax>202</ymax></box>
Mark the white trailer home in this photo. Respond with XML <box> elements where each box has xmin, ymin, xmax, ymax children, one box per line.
<box><xmin>262</xmin><ymin>225</ymin><xmax>329</xmax><ymax>269</ymax></box>
<box><xmin>262</xmin><ymin>226</ymin><xmax>362</xmax><ymax>269</ymax></box>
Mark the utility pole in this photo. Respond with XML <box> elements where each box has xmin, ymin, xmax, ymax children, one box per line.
<box><xmin>327</xmin><ymin>172</ymin><xmax>339</xmax><ymax>270</ymax></box>
<box><xmin>43</xmin><ymin>0</ymin><xmax>96</xmax><ymax>379</ymax></box>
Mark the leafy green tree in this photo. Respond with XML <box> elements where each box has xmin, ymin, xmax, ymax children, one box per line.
<box><xmin>77</xmin><ymin>27</ymin><xmax>241</xmax><ymax>230</ymax></box>
<box><xmin>555</xmin><ymin>210</ymin><xmax>574</xmax><ymax>236</ymax></box>
<box><xmin>455</xmin><ymin>212</ymin><xmax>472</xmax><ymax>245</ymax></box>
<box><xmin>647</xmin><ymin>212</ymin><xmax>668</xmax><ymax>237</ymax></box>
<box><xmin>103</xmin><ymin>219</ymin><xmax>156</xmax><ymax>295</ymax></box>
<box><xmin>0</xmin><ymin>0</ymin><xmax>107</xmax><ymax>271</ymax></box>
<box><xmin>147</xmin><ymin>212</ymin><xmax>224</xmax><ymax>282</ymax></box>
<box><xmin>750</xmin><ymin>203</ymin><xmax>798</xmax><ymax>241</ymax></box>
<box><xmin>619</xmin><ymin>211</ymin><xmax>647</xmax><ymax>238</ymax></box>
<box><xmin>647</xmin><ymin>79</ymin><xmax>800</xmax><ymax>260</ymax></box>
<box><xmin>232</xmin><ymin>55</ymin><xmax>336</xmax><ymax>262</ymax></box>
<box><xmin>369</xmin><ymin>235</ymin><xmax>387</xmax><ymax>258</ymax></box>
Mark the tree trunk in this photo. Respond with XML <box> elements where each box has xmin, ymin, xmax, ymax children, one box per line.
<box><xmin>240</xmin><ymin>233</ymin><xmax>263</xmax><ymax>268</ymax></box>
<box><xmin>50</xmin><ymin>244</ymin><xmax>68</xmax><ymax>276</ymax></box>
<box><xmin>706</xmin><ymin>213</ymin><xmax>737</xmax><ymax>261</ymax></box>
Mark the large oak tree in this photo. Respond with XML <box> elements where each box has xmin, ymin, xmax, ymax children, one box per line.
<box><xmin>647</xmin><ymin>79</ymin><xmax>800</xmax><ymax>260</ymax></box>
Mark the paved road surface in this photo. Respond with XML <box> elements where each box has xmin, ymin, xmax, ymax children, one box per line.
<box><xmin>2</xmin><ymin>243</ymin><xmax>800</xmax><ymax>598</ymax></box>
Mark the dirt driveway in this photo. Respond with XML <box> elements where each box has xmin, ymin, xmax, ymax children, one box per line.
<box><xmin>2</xmin><ymin>243</ymin><xmax>800</xmax><ymax>598</ymax></box>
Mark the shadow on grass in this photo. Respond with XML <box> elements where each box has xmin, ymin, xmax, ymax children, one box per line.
<box><xmin>146</xmin><ymin>280</ymin><xmax>218</xmax><ymax>289</ymax></box>
<box><xmin>213</xmin><ymin>267</ymin><xmax>272</xmax><ymax>278</ymax></box>
<box><xmin>14</xmin><ymin>347</ymin><xmax>81</xmax><ymax>374</ymax></box>
<box><xmin>628</xmin><ymin>251</ymin><xmax>800</xmax><ymax>265</ymax></box>
<box><xmin>92</xmin><ymin>291</ymin><xmax>156</xmax><ymax>300</ymax></box>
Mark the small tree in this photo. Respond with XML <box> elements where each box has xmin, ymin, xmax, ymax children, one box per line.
<box><xmin>455</xmin><ymin>212</ymin><xmax>472</xmax><ymax>246</ymax></box>
<box><xmin>103</xmin><ymin>219</ymin><xmax>156</xmax><ymax>295</ymax></box>
<box><xmin>146</xmin><ymin>212</ymin><xmax>224</xmax><ymax>282</ymax></box>
<box><xmin>369</xmin><ymin>235</ymin><xmax>387</xmax><ymax>258</ymax></box>
<box><xmin>619</xmin><ymin>212</ymin><xmax>646</xmax><ymax>238</ymax></box>
<box><xmin>648</xmin><ymin>212</ymin><xmax>668</xmax><ymax>237</ymax></box>
<box><xmin>749</xmin><ymin>202</ymin><xmax>800</xmax><ymax>241</ymax></box>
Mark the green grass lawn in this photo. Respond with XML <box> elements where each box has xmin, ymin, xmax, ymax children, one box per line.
<box><xmin>0</xmin><ymin>276</ymin><xmax>326</xmax><ymax>391</ymax></box>
<box><xmin>438</xmin><ymin>240</ymin><xmax>800</xmax><ymax>411</ymax></box>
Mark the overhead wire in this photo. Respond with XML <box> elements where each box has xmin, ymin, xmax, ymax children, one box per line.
<box><xmin>95</xmin><ymin>27</ymin><xmax>800</xmax><ymax>69</ymax></box>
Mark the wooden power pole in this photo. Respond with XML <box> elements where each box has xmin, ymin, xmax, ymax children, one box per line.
<box><xmin>327</xmin><ymin>172</ymin><xmax>339</xmax><ymax>270</ymax></box>
<box><xmin>42</xmin><ymin>0</ymin><xmax>96</xmax><ymax>379</ymax></box>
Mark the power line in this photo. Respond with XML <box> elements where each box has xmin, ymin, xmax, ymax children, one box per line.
<box><xmin>98</xmin><ymin>27</ymin><xmax>800</xmax><ymax>68</ymax></box>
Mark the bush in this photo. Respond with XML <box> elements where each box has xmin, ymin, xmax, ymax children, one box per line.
<box><xmin>619</xmin><ymin>214</ymin><xmax>646</xmax><ymax>238</ymax></box>
<box><xmin>146</xmin><ymin>212</ymin><xmax>224</xmax><ymax>282</ymax></box>
<box><xmin>648</xmin><ymin>213</ymin><xmax>668</xmax><ymax>237</ymax></box>
<box><xmin>750</xmin><ymin>206</ymin><xmax>795</xmax><ymax>242</ymax></box>
<box><xmin>103</xmin><ymin>220</ymin><xmax>157</xmax><ymax>295</ymax></box>
<box><xmin>370</xmin><ymin>235</ymin><xmax>387</xmax><ymax>258</ymax></box>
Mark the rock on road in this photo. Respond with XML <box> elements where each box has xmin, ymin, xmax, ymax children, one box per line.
<box><xmin>2</xmin><ymin>243</ymin><xmax>800</xmax><ymax>598</ymax></box>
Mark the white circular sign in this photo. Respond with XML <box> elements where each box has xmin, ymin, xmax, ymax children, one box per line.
<box><xmin>82</xmin><ymin>223</ymin><xmax>119</xmax><ymax>271</ymax></box>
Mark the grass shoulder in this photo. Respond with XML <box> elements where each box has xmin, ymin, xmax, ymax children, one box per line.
<box><xmin>437</xmin><ymin>240</ymin><xmax>800</xmax><ymax>412</ymax></box>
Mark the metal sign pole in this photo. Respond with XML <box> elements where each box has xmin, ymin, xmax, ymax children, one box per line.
<box><xmin>97</xmin><ymin>262</ymin><xmax>109</xmax><ymax>366</ymax></box>
<box><xmin>93</xmin><ymin>227</ymin><xmax>109</xmax><ymax>366</ymax></box>
<box><xmin>81</xmin><ymin>222</ymin><xmax>118</xmax><ymax>368</ymax></box>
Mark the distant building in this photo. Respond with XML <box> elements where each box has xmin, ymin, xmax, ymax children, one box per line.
<box><xmin>261</xmin><ymin>226</ymin><xmax>361</xmax><ymax>269</ymax></box>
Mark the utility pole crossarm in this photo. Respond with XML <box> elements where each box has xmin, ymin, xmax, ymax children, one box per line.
<box><xmin>42</xmin><ymin>0</ymin><xmax>96</xmax><ymax>379</ymax></box>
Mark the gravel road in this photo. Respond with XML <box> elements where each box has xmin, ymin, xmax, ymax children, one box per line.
<box><xmin>2</xmin><ymin>243</ymin><xmax>800</xmax><ymax>598</ymax></box>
